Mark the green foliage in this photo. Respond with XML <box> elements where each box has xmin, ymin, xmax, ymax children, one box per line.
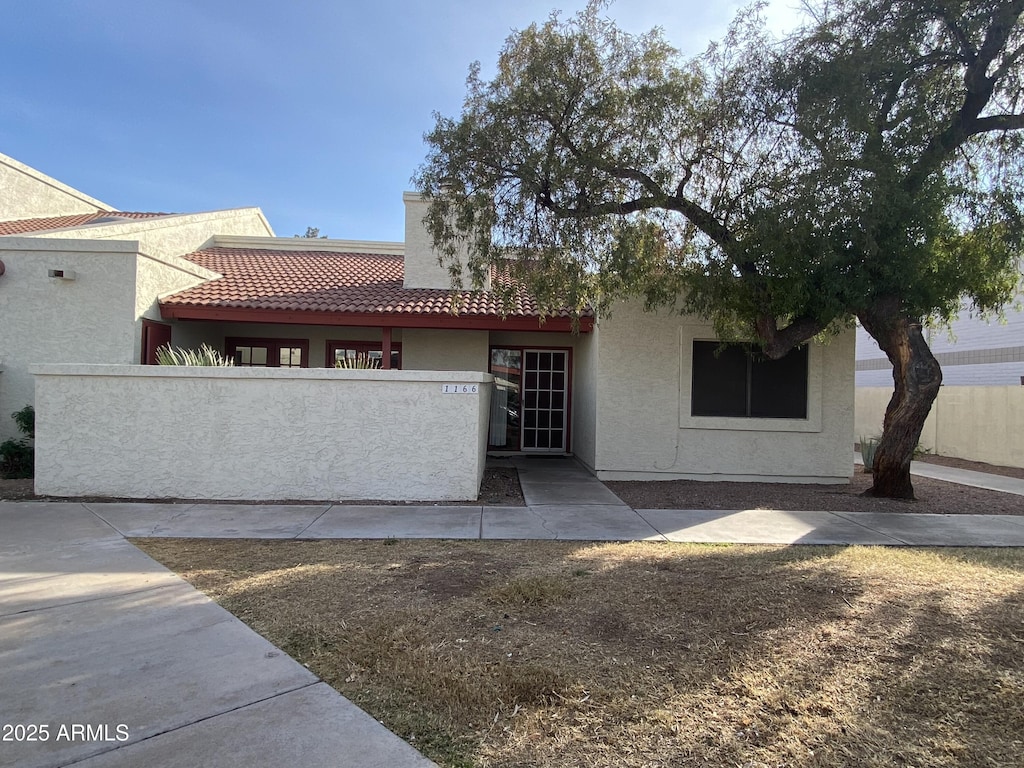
<box><xmin>1</xmin><ymin>405</ymin><xmax>35</xmax><ymax>479</ymax></box>
<box><xmin>155</xmin><ymin>343</ymin><xmax>235</xmax><ymax>366</ymax></box>
<box><xmin>294</xmin><ymin>226</ymin><xmax>328</xmax><ymax>239</ymax></box>
<box><xmin>859</xmin><ymin>436</ymin><xmax>881</xmax><ymax>474</ymax></box>
<box><xmin>11</xmin><ymin>404</ymin><xmax>34</xmax><ymax>440</ymax></box>
<box><xmin>416</xmin><ymin>0</ymin><xmax>1024</xmax><ymax>354</ymax></box>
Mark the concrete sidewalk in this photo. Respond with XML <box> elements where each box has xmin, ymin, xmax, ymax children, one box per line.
<box><xmin>0</xmin><ymin>503</ymin><xmax>436</xmax><ymax>768</ymax></box>
<box><xmin>68</xmin><ymin>499</ymin><xmax>1024</xmax><ymax>547</ymax></box>
<box><xmin>58</xmin><ymin>454</ymin><xmax>1024</xmax><ymax>547</ymax></box>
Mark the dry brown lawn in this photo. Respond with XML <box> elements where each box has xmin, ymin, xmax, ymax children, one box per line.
<box><xmin>134</xmin><ymin>538</ymin><xmax>1024</xmax><ymax>768</ymax></box>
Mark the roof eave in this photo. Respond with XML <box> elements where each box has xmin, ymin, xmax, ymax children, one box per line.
<box><xmin>158</xmin><ymin>303</ymin><xmax>594</xmax><ymax>333</ymax></box>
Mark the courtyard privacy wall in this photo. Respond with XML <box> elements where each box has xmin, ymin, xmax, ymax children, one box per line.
<box><xmin>33</xmin><ymin>366</ymin><xmax>492</xmax><ymax>501</ymax></box>
<box><xmin>856</xmin><ymin>386</ymin><xmax>1024</xmax><ymax>469</ymax></box>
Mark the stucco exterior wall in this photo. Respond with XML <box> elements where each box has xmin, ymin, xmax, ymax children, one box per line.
<box><xmin>402</xmin><ymin>329</ymin><xmax>490</xmax><ymax>371</ymax></box>
<box><xmin>591</xmin><ymin>303</ymin><xmax>855</xmax><ymax>482</ymax></box>
<box><xmin>0</xmin><ymin>152</ymin><xmax>112</xmax><ymax>219</ymax></box>
<box><xmin>33</xmin><ymin>366</ymin><xmax>493</xmax><ymax>501</ymax></box>
<box><xmin>856</xmin><ymin>386</ymin><xmax>1024</xmax><ymax>468</ymax></box>
<box><xmin>0</xmin><ymin>239</ymin><xmax>139</xmax><ymax>440</ymax></box>
<box><xmin>26</xmin><ymin>208</ymin><xmax>274</xmax><ymax>261</ymax></box>
<box><xmin>570</xmin><ymin>327</ymin><xmax>599</xmax><ymax>470</ymax></box>
<box><xmin>401</xmin><ymin>192</ymin><xmax>485</xmax><ymax>291</ymax></box>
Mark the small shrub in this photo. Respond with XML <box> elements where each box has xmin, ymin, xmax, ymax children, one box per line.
<box><xmin>1</xmin><ymin>405</ymin><xmax>35</xmax><ymax>479</ymax></box>
<box><xmin>859</xmin><ymin>436</ymin><xmax>880</xmax><ymax>474</ymax></box>
<box><xmin>11</xmin><ymin>404</ymin><xmax>34</xmax><ymax>439</ymax></box>
<box><xmin>335</xmin><ymin>353</ymin><xmax>381</xmax><ymax>369</ymax></box>
<box><xmin>156</xmin><ymin>343</ymin><xmax>234</xmax><ymax>366</ymax></box>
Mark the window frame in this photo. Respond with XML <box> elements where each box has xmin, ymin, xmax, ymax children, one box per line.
<box><xmin>679</xmin><ymin>336</ymin><xmax>823</xmax><ymax>433</ymax></box>
<box><xmin>225</xmin><ymin>337</ymin><xmax>310</xmax><ymax>368</ymax></box>
<box><xmin>690</xmin><ymin>341</ymin><xmax>809</xmax><ymax>419</ymax></box>
<box><xmin>326</xmin><ymin>340</ymin><xmax>402</xmax><ymax>369</ymax></box>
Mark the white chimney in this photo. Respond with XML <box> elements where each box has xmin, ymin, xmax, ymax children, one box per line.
<box><xmin>402</xmin><ymin>191</ymin><xmax>489</xmax><ymax>291</ymax></box>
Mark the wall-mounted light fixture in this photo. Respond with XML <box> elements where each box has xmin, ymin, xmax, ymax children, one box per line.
<box><xmin>47</xmin><ymin>268</ymin><xmax>77</xmax><ymax>281</ymax></box>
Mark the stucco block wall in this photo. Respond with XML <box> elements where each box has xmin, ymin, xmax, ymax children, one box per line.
<box><xmin>402</xmin><ymin>329</ymin><xmax>489</xmax><ymax>371</ymax></box>
<box><xmin>592</xmin><ymin>303</ymin><xmax>855</xmax><ymax>482</ymax></box>
<box><xmin>0</xmin><ymin>240</ymin><xmax>139</xmax><ymax>440</ymax></box>
<box><xmin>0</xmin><ymin>152</ymin><xmax>112</xmax><ymax>219</ymax></box>
<box><xmin>856</xmin><ymin>386</ymin><xmax>1024</xmax><ymax>468</ymax></box>
<box><xmin>33</xmin><ymin>366</ymin><xmax>493</xmax><ymax>501</ymax></box>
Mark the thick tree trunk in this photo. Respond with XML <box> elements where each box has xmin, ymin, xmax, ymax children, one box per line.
<box><xmin>857</xmin><ymin>298</ymin><xmax>943</xmax><ymax>500</ymax></box>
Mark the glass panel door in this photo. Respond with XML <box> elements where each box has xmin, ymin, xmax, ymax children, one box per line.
<box><xmin>522</xmin><ymin>350</ymin><xmax>567</xmax><ymax>452</ymax></box>
<box><xmin>488</xmin><ymin>349</ymin><xmax>521</xmax><ymax>450</ymax></box>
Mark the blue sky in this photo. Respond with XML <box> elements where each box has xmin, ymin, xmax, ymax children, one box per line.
<box><xmin>2</xmin><ymin>1</ymin><xmax>801</xmax><ymax>241</ymax></box>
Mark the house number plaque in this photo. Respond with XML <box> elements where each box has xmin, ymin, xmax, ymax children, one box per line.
<box><xmin>441</xmin><ymin>384</ymin><xmax>480</xmax><ymax>394</ymax></box>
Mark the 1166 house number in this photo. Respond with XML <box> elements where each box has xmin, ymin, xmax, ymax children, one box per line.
<box><xmin>441</xmin><ymin>384</ymin><xmax>480</xmax><ymax>394</ymax></box>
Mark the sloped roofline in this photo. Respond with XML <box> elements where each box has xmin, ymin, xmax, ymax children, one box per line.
<box><xmin>0</xmin><ymin>151</ymin><xmax>115</xmax><ymax>213</ymax></box>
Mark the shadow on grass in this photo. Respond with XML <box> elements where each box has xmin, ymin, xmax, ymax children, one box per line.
<box><xmin>134</xmin><ymin>538</ymin><xmax>1024</xmax><ymax>768</ymax></box>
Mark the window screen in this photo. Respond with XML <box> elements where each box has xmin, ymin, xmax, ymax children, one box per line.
<box><xmin>691</xmin><ymin>341</ymin><xmax>808</xmax><ymax>419</ymax></box>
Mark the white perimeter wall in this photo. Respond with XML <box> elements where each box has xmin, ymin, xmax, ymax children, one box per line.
<box><xmin>591</xmin><ymin>303</ymin><xmax>856</xmax><ymax>483</ymax></box>
<box><xmin>856</xmin><ymin>386</ymin><xmax>1024</xmax><ymax>468</ymax></box>
<box><xmin>33</xmin><ymin>366</ymin><xmax>493</xmax><ymax>501</ymax></box>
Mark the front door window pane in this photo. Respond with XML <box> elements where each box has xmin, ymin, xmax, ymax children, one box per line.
<box><xmin>488</xmin><ymin>349</ymin><xmax>522</xmax><ymax>450</ymax></box>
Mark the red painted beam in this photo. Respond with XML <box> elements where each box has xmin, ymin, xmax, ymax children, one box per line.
<box><xmin>159</xmin><ymin>304</ymin><xmax>594</xmax><ymax>333</ymax></box>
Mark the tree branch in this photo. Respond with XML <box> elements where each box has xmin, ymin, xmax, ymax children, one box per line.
<box><xmin>754</xmin><ymin>314</ymin><xmax>827</xmax><ymax>359</ymax></box>
<box><xmin>968</xmin><ymin>113</ymin><xmax>1024</xmax><ymax>135</ymax></box>
<box><xmin>935</xmin><ymin>7</ymin><xmax>977</xmax><ymax>64</ymax></box>
<box><xmin>906</xmin><ymin>1</ymin><xmax>1024</xmax><ymax>190</ymax></box>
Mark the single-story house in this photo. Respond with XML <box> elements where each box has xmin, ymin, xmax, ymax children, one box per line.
<box><xmin>1</xmin><ymin>152</ymin><xmax>854</xmax><ymax>498</ymax></box>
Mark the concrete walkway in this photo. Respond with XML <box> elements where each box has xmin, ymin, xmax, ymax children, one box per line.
<box><xmin>3</xmin><ymin>456</ymin><xmax>1023</xmax><ymax>767</ymax></box>
<box><xmin>855</xmin><ymin>452</ymin><xmax>1024</xmax><ymax>497</ymax></box>
<box><xmin>0</xmin><ymin>502</ymin><xmax>436</xmax><ymax>768</ymax></box>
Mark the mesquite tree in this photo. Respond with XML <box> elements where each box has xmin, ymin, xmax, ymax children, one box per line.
<box><xmin>416</xmin><ymin>0</ymin><xmax>1024</xmax><ymax>499</ymax></box>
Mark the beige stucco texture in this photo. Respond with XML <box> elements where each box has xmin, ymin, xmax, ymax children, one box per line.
<box><xmin>34</xmin><ymin>366</ymin><xmax>493</xmax><ymax>501</ymax></box>
<box><xmin>0</xmin><ymin>240</ymin><xmax>141</xmax><ymax>440</ymax></box>
<box><xmin>586</xmin><ymin>304</ymin><xmax>856</xmax><ymax>483</ymax></box>
<box><xmin>857</xmin><ymin>386</ymin><xmax>1024</xmax><ymax>469</ymax></box>
<box><xmin>0</xmin><ymin>152</ymin><xmax>112</xmax><ymax>219</ymax></box>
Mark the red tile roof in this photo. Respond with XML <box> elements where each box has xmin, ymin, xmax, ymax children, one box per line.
<box><xmin>160</xmin><ymin>247</ymin><xmax>592</xmax><ymax>331</ymax></box>
<box><xmin>0</xmin><ymin>211</ymin><xmax>173</xmax><ymax>235</ymax></box>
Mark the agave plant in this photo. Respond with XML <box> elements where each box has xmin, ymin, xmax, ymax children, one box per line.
<box><xmin>335</xmin><ymin>353</ymin><xmax>381</xmax><ymax>370</ymax></box>
<box><xmin>859</xmin><ymin>436</ymin><xmax>880</xmax><ymax>474</ymax></box>
<box><xmin>156</xmin><ymin>343</ymin><xmax>235</xmax><ymax>366</ymax></box>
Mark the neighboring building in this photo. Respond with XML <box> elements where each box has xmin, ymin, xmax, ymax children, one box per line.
<box><xmin>0</xmin><ymin>152</ymin><xmax>273</xmax><ymax>443</ymax></box>
<box><xmin>2</xmin><ymin>154</ymin><xmax>855</xmax><ymax>487</ymax></box>
<box><xmin>856</xmin><ymin>302</ymin><xmax>1024</xmax><ymax>387</ymax></box>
